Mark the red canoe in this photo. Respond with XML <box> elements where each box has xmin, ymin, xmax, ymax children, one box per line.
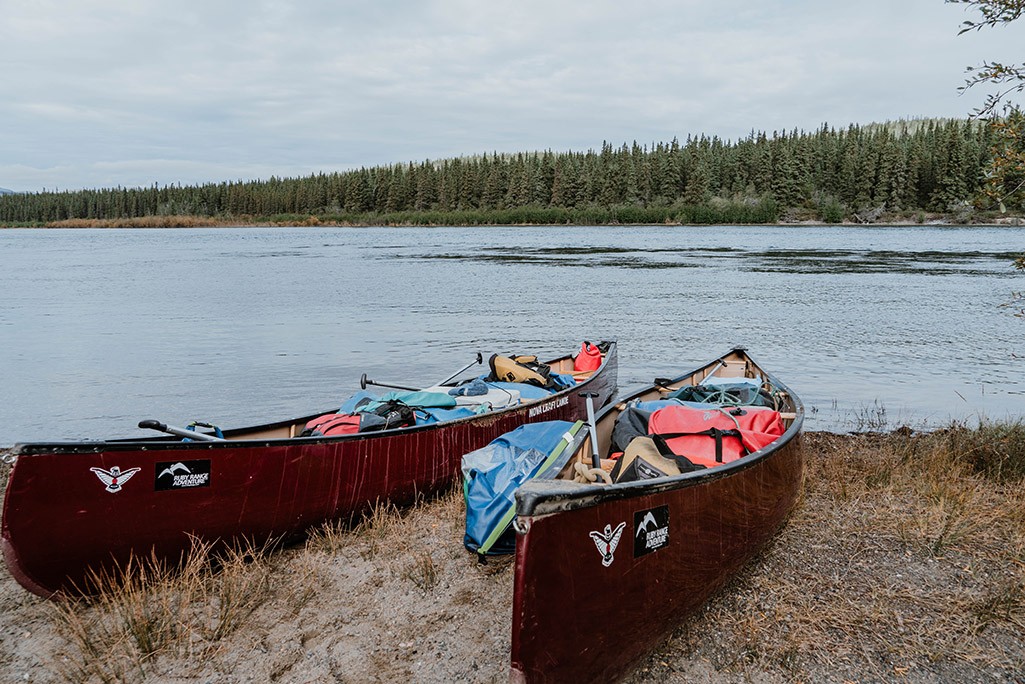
<box><xmin>509</xmin><ymin>348</ymin><xmax>803</xmax><ymax>683</ymax></box>
<box><xmin>2</xmin><ymin>343</ymin><xmax>617</xmax><ymax>597</ymax></box>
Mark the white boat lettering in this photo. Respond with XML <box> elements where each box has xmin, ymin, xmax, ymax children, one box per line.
<box><xmin>172</xmin><ymin>473</ymin><xmax>210</xmax><ymax>487</ymax></box>
<box><xmin>528</xmin><ymin>395</ymin><xmax>570</xmax><ymax>418</ymax></box>
<box><xmin>643</xmin><ymin>526</ymin><xmax>669</xmax><ymax>550</ymax></box>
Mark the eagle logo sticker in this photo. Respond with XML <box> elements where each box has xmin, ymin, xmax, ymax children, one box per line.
<box><xmin>589</xmin><ymin>522</ymin><xmax>626</xmax><ymax>567</ymax></box>
<box><xmin>90</xmin><ymin>466</ymin><xmax>142</xmax><ymax>493</ymax></box>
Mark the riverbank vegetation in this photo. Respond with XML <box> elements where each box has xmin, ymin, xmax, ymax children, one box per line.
<box><xmin>2</xmin><ymin>118</ymin><xmax>1023</xmax><ymax>228</ymax></box>
<box><xmin>1</xmin><ymin>421</ymin><xmax>1022</xmax><ymax>681</ymax></box>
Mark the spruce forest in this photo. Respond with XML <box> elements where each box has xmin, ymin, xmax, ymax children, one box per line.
<box><xmin>0</xmin><ymin>118</ymin><xmax>1016</xmax><ymax>226</ymax></box>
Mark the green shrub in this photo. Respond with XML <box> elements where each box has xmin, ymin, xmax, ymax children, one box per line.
<box><xmin>818</xmin><ymin>197</ymin><xmax>846</xmax><ymax>223</ymax></box>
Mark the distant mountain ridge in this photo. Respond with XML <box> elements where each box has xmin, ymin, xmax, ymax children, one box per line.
<box><xmin>0</xmin><ymin>188</ymin><xmax>15</xmax><ymax>195</ymax></box>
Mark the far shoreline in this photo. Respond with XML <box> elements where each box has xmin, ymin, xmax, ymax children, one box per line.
<box><xmin>2</xmin><ymin>212</ymin><xmax>1024</xmax><ymax>229</ymax></box>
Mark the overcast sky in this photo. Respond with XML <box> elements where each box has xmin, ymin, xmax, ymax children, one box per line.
<box><xmin>1</xmin><ymin>0</ymin><xmax>1022</xmax><ymax>192</ymax></box>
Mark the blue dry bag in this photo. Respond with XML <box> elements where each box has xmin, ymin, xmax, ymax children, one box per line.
<box><xmin>462</xmin><ymin>420</ymin><xmax>587</xmax><ymax>557</ymax></box>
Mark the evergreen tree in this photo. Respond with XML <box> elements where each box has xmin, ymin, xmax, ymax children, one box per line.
<box><xmin>932</xmin><ymin>122</ymin><xmax>971</xmax><ymax>209</ymax></box>
<box><xmin>683</xmin><ymin>161</ymin><xmax>710</xmax><ymax>205</ymax></box>
<box><xmin>771</xmin><ymin>144</ymin><xmax>803</xmax><ymax>207</ymax></box>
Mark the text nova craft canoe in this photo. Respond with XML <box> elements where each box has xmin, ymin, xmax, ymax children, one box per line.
<box><xmin>2</xmin><ymin>342</ymin><xmax>617</xmax><ymax>597</ymax></box>
<box><xmin>509</xmin><ymin>348</ymin><xmax>803</xmax><ymax>683</ymax></box>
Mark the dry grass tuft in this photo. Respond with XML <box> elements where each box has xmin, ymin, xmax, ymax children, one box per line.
<box><xmin>401</xmin><ymin>551</ymin><xmax>441</xmax><ymax>594</ymax></box>
<box><xmin>51</xmin><ymin>537</ymin><xmax>278</xmax><ymax>682</ymax></box>
<box><xmin>349</xmin><ymin>499</ymin><xmax>403</xmax><ymax>560</ymax></box>
<box><xmin>930</xmin><ymin>419</ymin><xmax>1025</xmax><ymax>482</ymax></box>
<box><xmin>200</xmin><ymin>540</ymin><xmax>275</xmax><ymax>642</ymax></box>
<box><xmin>305</xmin><ymin>518</ymin><xmax>351</xmax><ymax>554</ymax></box>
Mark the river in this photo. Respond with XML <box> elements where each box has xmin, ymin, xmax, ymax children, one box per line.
<box><xmin>1</xmin><ymin>224</ymin><xmax>1022</xmax><ymax>445</ymax></box>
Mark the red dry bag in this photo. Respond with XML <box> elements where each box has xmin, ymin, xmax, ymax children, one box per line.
<box><xmin>573</xmin><ymin>341</ymin><xmax>602</xmax><ymax>372</ymax></box>
<box><xmin>647</xmin><ymin>405</ymin><xmax>784</xmax><ymax>468</ymax></box>
<box><xmin>302</xmin><ymin>413</ymin><xmax>360</xmax><ymax>437</ymax></box>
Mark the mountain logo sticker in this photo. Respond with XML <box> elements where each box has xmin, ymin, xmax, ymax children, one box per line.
<box><xmin>634</xmin><ymin>505</ymin><xmax>670</xmax><ymax>557</ymax></box>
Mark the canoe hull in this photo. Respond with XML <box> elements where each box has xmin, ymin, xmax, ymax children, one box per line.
<box><xmin>510</xmin><ymin>435</ymin><xmax>802</xmax><ymax>683</ymax></box>
<box><xmin>509</xmin><ymin>349</ymin><xmax>802</xmax><ymax>683</ymax></box>
<box><xmin>3</xmin><ymin>347</ymin><xmax>617</xmax><ymax>597</ymax></box>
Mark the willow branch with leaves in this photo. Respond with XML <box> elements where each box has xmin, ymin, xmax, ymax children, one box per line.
<box><xmin>948</xmin><ymin>0</ymin><xmax>1025</xmax><ymax>116</ymax></box>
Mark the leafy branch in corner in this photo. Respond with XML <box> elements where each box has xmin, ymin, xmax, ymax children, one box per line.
<box><xmin>960</xmin><ymin>62</ymin><xmax>1025</xmax><ymax>118</ymax></box>
<box><xmin>950</xmin><ymin>0</ymin><xmax>1023</xmax><ymax>32</ymax></box>
<box><xmin>947</xmin><ymin>0</ymin><xmax>1025</xmax><ymax>117</ymax></box>
<box><xmin>948</xmin><ymin>0</ymin><xmax>1025</xmax><ymax>223</ymax></box>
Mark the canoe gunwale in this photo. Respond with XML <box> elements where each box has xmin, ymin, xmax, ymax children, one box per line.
<box><xmin>9</xmin><ymin>342</ymin><xmax>618</xmax><ymax>457</ymax></box>
<box><xmin>515</xmin><ymin>348</ymin><xmax>804</xmax><ymax>517</ymax></box>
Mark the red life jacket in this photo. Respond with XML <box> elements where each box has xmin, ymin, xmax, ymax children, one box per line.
<box><xmin>573</xmin><ymin>341</ymin><xmax>602</xmax><ymax>372</ymax></box>
<box><xmin>303</xmin><ymin>413</ymin><xmax>360</xmax><ymax>437</ymax></box>
<box><xmin>647</xmin><ymin>405</ymin><xmax>784</xmax><ymax>468</ymax></box>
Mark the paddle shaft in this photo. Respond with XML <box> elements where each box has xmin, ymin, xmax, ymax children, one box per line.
<box><xmin>580</xmin><ymin>392</ymin><xmax>602</xmax><ymax>470</ymax></box>
<box><xmin>699</xmin><ymin>360</ymin><xmax>726</xmax><ymax>385</ymax></box>
<box><xmin>361</xmin><ymin>352</ymin><xmax>484</xmax><ymax>393</ymax></box>
<box><xmin>360</xmin><ymin>374</ymin><xmax>420</xmax><ymax>392</ymax></box>
<box><xmin>138</xmin><ymin>420</ymin><xmax>226</xmax><ymax>442</ymax></box>
<box><xmin>435</xmin><ymin>352</ymin><xmax>483</xmax><ymax>386</ymax></box>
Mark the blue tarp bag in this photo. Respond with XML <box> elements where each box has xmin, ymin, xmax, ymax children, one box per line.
<box><xmin>462</xmin><ymin>420</ymin><xmax>587</xmax><ymax>558</ymax></box>
<box><xmin>414</xmin><ymin>406</ymin><xmax>479</xmax><ymax>424</ymax></box>
<box><xmin>358</xmin><ymin>390</ymin><xmax>457</xmax><ymax>413</ymax></box>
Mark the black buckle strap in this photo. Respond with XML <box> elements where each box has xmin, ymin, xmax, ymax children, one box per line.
<box><xmin>705</xmin><ymin>427</ymin><xmax>740</xmax><ymax>463</ymax></box>
<box><xmin>651</xmin><ymin>428</ymin><xmax>747</xmax><ymax>463</ymax></box>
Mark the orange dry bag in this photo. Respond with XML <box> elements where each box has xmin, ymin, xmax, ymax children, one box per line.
<box><xmin>573</xmin><ymin>341</ymin><xmax>602</xmax><ymax>372</ymax></box>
